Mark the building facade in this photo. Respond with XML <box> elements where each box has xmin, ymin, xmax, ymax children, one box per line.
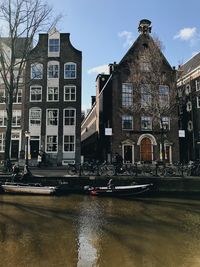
<box><xmin>81</xmin><ymin>20</ymin><xmax>179</xmax><ymax>164</ymax></box>
<box><xmin>0</xmin><ymin>38</ymin><xmax>26</xmax><ymax>161</ymax></box>
<box><xmin>177</xmin><ymin>53</ymin><xmax>200</xmax><ymax>162</ymax></box>
<box><xmin>24</xmin><ymin>29</ymin><xmax>82</xmax><ymax>165</ymax></box>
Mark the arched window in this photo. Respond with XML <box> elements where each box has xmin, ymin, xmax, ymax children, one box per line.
<box><xmin>31</xmin><ymin>63</ymin><xmax>43</xmax><ymax>79</ymax></box>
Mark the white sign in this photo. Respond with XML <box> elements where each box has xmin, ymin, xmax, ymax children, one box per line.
<box><xmin>179</xmin><ymin>130</ymin><xmax>185</xmax><ymax>138</ymax></box>
<box><xmin>105</xmin><ymin>128</ymin><xmax>112</xmax><ymax>136</ymax></box>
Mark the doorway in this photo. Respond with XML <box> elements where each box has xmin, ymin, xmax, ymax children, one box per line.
<box><xmin>123</xmin><ymin>145</ymin><xmax>133</xmax><ymax>163</ymax></box>
<box><xmin>30</xmin><ymin>140</ymin><xmax>39</xmax><ymax>159</ymax></box>
<box><xmin>11</xmin><ymin>140</ymin><xmax>19</xmax><ymax>159</ymax></box>
<box><xmin>141</xmin><ymin>137</ymin><xmax>152</xmax><ymax>162</ymax></box>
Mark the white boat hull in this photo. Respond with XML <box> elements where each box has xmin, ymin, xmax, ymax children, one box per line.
<box><xmin>1</xmin><ymin>184</ymin><xmax>57</xmax><ymax>195</ymax></box>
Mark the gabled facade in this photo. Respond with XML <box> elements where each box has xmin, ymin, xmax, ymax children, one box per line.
<box><xmin>177</xmin><ymin>52</ymin><xmax>200</xmax><ymax>162</ymax></box>
<box><xmin>0</xmin><ymin>38</ymin><xmax>27</xmax><ymax>161</ymax></box>
<box><xmin>81</xmin><ymin>20</ymin><xmax>179</xmax><ymax>164</ymax></box>
<box><xmin>24</xmin><ymin>29</ymin><xmax>82</xmax><ymax>165</ymax></box>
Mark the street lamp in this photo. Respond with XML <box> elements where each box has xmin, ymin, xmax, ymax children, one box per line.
<box><xmin>25</xmin><ymin>131</ymin><xmax>30</xmax><ymax>166</ymax></box>
<box><xmin>24</xmin><ymin>131</ymin><xmax>31</xmax><ymax>177</ymax></box>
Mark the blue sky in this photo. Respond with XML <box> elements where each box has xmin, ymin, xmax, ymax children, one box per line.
<box><xmin>48</xmin><ymin>0</ymin><xmax>200</xmax><ymax>111</ymax></box>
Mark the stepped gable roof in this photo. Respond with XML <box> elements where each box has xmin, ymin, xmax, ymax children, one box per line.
<box><xmin>180</xmin><ymin>52</ymin><xmax>200</xmax><ymax>76</ymax></box>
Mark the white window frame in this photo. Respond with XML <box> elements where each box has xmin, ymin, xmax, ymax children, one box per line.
<box><xmin>30</xmin><ymin>85</ymin><xmax>42</xmax><ymax>102</ymax></box>
<box><xmin>63</xmin><ymin>108</ymin><xmax>76</xmax><ymax>126</ymax></box>
<box><xmin>13</xmin><ymin>88</ymin><xmax>22</xmax><ymax>104</ymax></box>
<box><xmin>47</xmin><ymin>87</ymin><xmax>59</xmax><ymax>102</ymax></box>
<box><xmin>160</xmin><ymin>117</ymin><xmax>170</xmax><ymax>130</ymax></box>
<box><xmin>122</xmin><ymin>83</ymin><xmax>133</xmax><ymax>107</ymax></box>
<box><xmin>196</xmin><ymin>80</ymin><xmax>200</xmax><ymax>91</ymax></box>
<box><xmin>197</xmin><ymin>96</ymin><xmax>200</xmax><ymax>108</ymax></box>
<box><xmin>46</xmin><ymin>109</ymin><xmax>59</xmax><ymax>126</ymax></box>
<box><xmin>0</xmin><ymin>110</ymin><xmax>7</xmax><ymax>127</ymax></box>
<box><xmin>0</xmin><ymin>89</ymin><xmax>5</xmax><ymax>103</ymax></box>
<box><xmin>46</xmin><ymin>135</ymin><xmax>58</xmax><ymax>152</ymax></box>
<box><xmin>141</xmin><ymin>84</ymin><xmax>152</xmax><ymax>107</ymax></box>
<box><xmin>0</xmin><ymin>132</ymin><xmax>5</xmax><ymax>152</ymax></box>
<box><xmin>47</xmin><ymin>62</ymin><xmax>59</xmax><ymax>79</ymax></box>
<box><xmin>64</xmin><ymin>62</ymin><xmax>77</xmax><ymax>79</ymax></box>
<box><xmin>141</xmin><ymin>116</ymin><xmax>152</xmax><ymax>131</ymax></box>
<box><xmin>29</xmin><ymin>108</ymin><xmax>41</xmax><ymax>126</ymax></box>
<box><xmin>185</xmin><ymin>84</ymin><xmax>191</xmax><ymax>95</ymax></box>
<box><xmin>31</xmin><ymin>63</ymin><xmax>43</xmax><ymax>79</ymax></box>
<box><xmin>63</xmin><ymin>135</ymin><xmax>75</xmax><ymax>152</ymax></box>
<box><xmin>48</xmin><ymin>39</ymin><xmax>60</xmax><ymax>53</ymax></box>
<box><xmin>159</xmin><ymin>85</ymin><xmax>169</xmax><ymax>107</ymax></box>
<box><xmin>64</xmin><ymin>85</ymin><xmax>76</xmax><ymax>102</ymax></box>
<box><xmin>122</xmin><ymin>115</ymin><xmax>133</xmax><ymax>130</ymax></box>
<box><xmin>12</xmin><ymin>110</ymin><xmax>21</xmax><ymax>127</ymax></box>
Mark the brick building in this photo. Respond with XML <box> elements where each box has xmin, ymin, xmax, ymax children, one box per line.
<box><xmin>24</xmin><ymin>28</ymin><xmax>82</xmax><ymax>165</ymax></box>
<box><xmin>81</xmin><ymin>20</ymin><xmax>179</xmax><ymax>164</ymax></box>
<box><xmin>177</xmin><ymin>52</ymin><xmax>200</xmax><ymax>162</ymax></box>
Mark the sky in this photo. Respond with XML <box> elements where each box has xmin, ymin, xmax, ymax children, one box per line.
<box><xmin>47</xmin><ymin>0</ymin><xmax>200</xmax><ymax>111</ymax></box>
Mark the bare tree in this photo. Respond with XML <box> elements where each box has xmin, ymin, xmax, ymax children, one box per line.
<box><xmin>122</xmin><ymin>36</ymin><xmax>177</xmax><ymax>163</ymax></box>
<box><xmin>0</xmin><ymin>0</ymin><xmax>60</xmax><ymax>169</ymax></box>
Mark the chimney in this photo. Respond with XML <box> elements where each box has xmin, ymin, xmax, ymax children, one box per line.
<box><xmin>91</xmin><ymin>96</ymin><xmax>96</xmax><ymax>106</ymax></box>
<box><xmin>138</xmin><ymin>19</ymin><xmax>152</xmax><ymax>34</ymax></box>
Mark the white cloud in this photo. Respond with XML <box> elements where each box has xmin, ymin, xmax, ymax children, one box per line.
<box><xmin>88</xmin><ymin>64</ymin><xmax>109</xmax><ymax>75</ymax></box>
<box><xmin>118</xmin><ymin>30</ymin><xmax>134</xmax><ymax>47</ymax></box>
<box><xmin>174</xmin><ymin>27</ymin><xmax>197</xmax><ymax>41</ymax></box>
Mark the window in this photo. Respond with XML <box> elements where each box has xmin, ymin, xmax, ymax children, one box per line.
<box><xmin>47</xmin><ymin>87</ymin><xmax>59</xmax><ymax>101</ymax></box>
<box><xmin>13</xmin><ymin>89</ymin><xmax>22</xmax><ymax>103</ymax></box>
<box><xmin>64</xmin><ymin>135</ymin><xmax>75</xmax><ymax>152</ymax></box>
<box><xmin>122</xmin><ymin>83</ymin><xmax>133</xmax><ymax>107</ymax></box>
<box><xmin>47</xmin><ymin>109</ymin><xmax>58</xmax><ymax>126</ymax></box>
<box><xmin>159</xmin><ymin>85</ymin><xmax>169</xmax><ymax>107</ymax></box>
<box><xmin>30</xmin><ymin>86</ymin><xmax>42</xmax><ymax>102</ymax></box>
<box><xmin>0</xmin><ymin>133</ymin><xmax>5</xmax><ymax>152</ymax></box>
<box><xmin>160</xmin><ymin>117</ymin><xmax>170</xmax><ymax>130</ymax></box>
<box><xmin>0</xmin><ymin>89</ymin><xmax>5</xmax><ymax>103</ymax></box>
<box><xmin>140</xmin><ymin>56</ymin><xmax>151</xmax><ymax>71</ymax></box>
<box><xmin>186</xmin><ymin>101</ymin><xmax>192</xmax><ymax>112</ymax></box>
<box><xmin>141</xmin><ymin>84</ymin><xmax>151</xmax><ymax>107</ymax></box>
<box><xmin>196</xmin><ymin>80</ymin><xmax>200</xmax><ymax>91</ymax></box>
<box><xmin>64</xmin><ymin>85</ymin><xmax>76</xmax><ymax>101</ymax></box>
<box><xmin>141</xmin><ymin>116</ymin><xmax>152</xmax><ymax>131</ymax></box>
<box><xmin>12</xmin><ymin>110</ymin><xmax>21</xmax><ymax>127</ymax></box>
<box><xmin>122</xmin><ymin>115</ymin><xmax>133</xmax><ymax>130</ymax></box>
<box><xmin>197</xmin><ymin>96</ymin><xmax>200</xmax><ymax>108</ymax></box>
<box><xmin>64</xmin><ymin>109</ymin><xmax>76</xmax><ymax>125</ymax></box>
<box><xmin>48</xmin><ymin>39</ymin><xmax>60</xmax><ymax>52</ymax></box>
<box><xmin>46</xmin><ymin>135</ymin><xmax>57</xmax><ymax>152</ymax></box>
<box><xmin>188</xmin><ymin>121</ymin><xmax>193</xmax><ymax>132</ymax></box>
<box><xmin>185</xmin><ymin>84</ymin><xmax>191</xmax><ymax>95</ymax></box>
<box><xmin>0</xmin><ymin>110</ymin><xmax>7</xmax><ymax>126</ymax></box>
<box><xmin>64</xmin><ymin>63</ymin><xmax>76</xmax><ymax>79</ymax></box>
<box><xmin>29</xmin><ymin>108</ymin><xmax>41</xmax><ymax>126</ymax></box>
<box><xmin>48</xmin><ymin>63</ymin><xmax>59</xmax><ymax>78</ymax></box>
<box><xmin>31</xmin><ymin>63</ymin><xmax>43</xmax><ymax>79</ymax></box>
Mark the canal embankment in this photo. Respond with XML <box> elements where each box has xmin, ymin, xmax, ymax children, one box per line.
<box><xmin>0</xmin><ymin>167</ymin><xmax>200</xmax><ymax>196</ymax></box>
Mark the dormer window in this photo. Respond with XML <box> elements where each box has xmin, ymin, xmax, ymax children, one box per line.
<box><xmin>48</xmin><ymin>39</ymin><xmax>59</xmax><ymax>52</ymax></box>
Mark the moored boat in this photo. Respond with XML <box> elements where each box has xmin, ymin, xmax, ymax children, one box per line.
<box><xmin>85</xmin><ymin>183</ymin><xmax>153</xmax><ymax>197</ymax></box>
<box><xmin>1</xmin><ymin>182</ymin><xmax>57</xmax><ymax>195</ymax></box>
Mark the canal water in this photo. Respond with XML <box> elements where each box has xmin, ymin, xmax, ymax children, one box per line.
<box><xmin>0</xmin><ymin>194</ymin><xmax>200</xmax><ymax>267</ymax></box>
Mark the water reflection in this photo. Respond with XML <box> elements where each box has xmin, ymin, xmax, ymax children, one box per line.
<box><xmin>77</xmin><ymin>197</ymin><xmax>104</xmax><ymax>267</ymax></box>
<box><xmin>0</xmin><ymin>195</ymin><xmax>200</xmax><ymax>267</ymax></box>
